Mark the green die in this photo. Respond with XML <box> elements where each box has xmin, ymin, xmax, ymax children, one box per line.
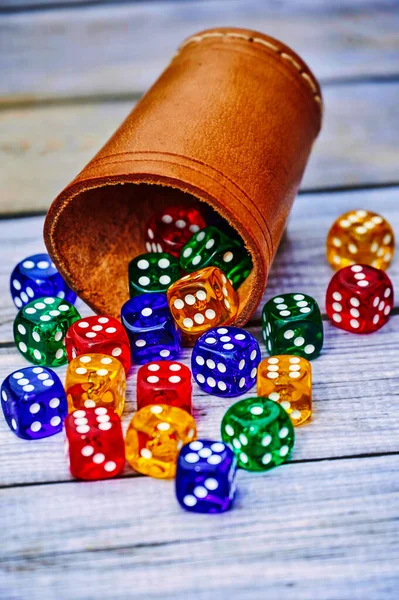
<box><xmin>262</xmin><ymin>293</ymin><xmax>323</xmax><ymax>360</ymax></box>
<box><xmin>128</xmin><ymin>253</ymin><xmax>180</xmax><ymax>296</ymax></box>
<box><xmin>14</xmin><ymin>297</ymin><xmax>81</xmax><ymax>366</ymax></box>
<box><xmin>221</xmin><ymin>397</ymin><xmax>294</xmax><ymax>471</ymax></box>
<box><xmin>180</xmin><ymin>226</ymin><xmax>252</xmax><ymax>289</ymax></box>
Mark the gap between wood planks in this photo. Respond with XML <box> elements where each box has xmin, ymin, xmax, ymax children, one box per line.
<box><xmin>1</xmin><ymin>74</ymin><xmax>399</xmax><ymax>111</ymax></box>
<box><xmin>1</xmin><ymin>182</ymin><xmax>399</xmax><ymax>222</ymax></box>
<box><xmin>1</xmin><ymin>0</ymin><xmax>399</xmax><ymax>106</ymax></box>
<box><xmin>0</xmin><ymin>450</ymin><xmax>398</xmax><ymax>492</ymax></box>
<box><xmin>0</xmin><ymin>0</ymin><xmax>213</xmax><ymax>16</ymax></box>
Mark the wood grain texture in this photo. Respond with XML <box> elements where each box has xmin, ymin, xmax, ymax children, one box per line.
<box><xmin>1</xmin><ymin>0</ymin><xmax>212</xmax><ymax>8</ymax></box>
<box><xmin>0</xmin><ymin>317</ymin><xmax>398</xmax><ymax>487</ymax></box>
<box><xmin>2</xmin><ymin>0</ymin><xmax>393</xmax><ymax>10</ymax></box>
<box><xmin>1</xmin><ymin>0</ymin><xmax>399</xmax><ymax>103</ymax></box>
<box><xmin>1</xmin><ymin>455</ymin><xmax>398</xmax><ymax>599</ymax></box>
<box><xmin>1</xmin><ymin>3</ymin><xmax>398</xmax><ymax>596</ymax></box>
<box><xmin>0</xmin><ymin>186</ymin><xmax>398</xmax><ymax>486</ymax></box>
<box><xmin>1</xmin><ymin>82</ymin><xmax>399</xmax><ymax>213</ymax></box>
<box><xmin>0</xmin><ymin>186</ymin><xmax>397</xmax><ymax>342</ymax></box>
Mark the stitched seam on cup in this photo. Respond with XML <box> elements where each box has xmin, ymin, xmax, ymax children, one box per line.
<box><xmin>80</xmin><ymin>151</ymin><xmax>274</xmax><ymax>257</ymax></box>
<box><xmin>178</xmin><ymin>31</ymin><xmax>322</xmax><ymax>111</ymax></box>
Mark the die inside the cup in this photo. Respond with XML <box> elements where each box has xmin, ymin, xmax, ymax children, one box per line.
<box><xmin>46</xmin><ymin>182</ymin><xmax>258</xmax><ymax>323</ymax></box>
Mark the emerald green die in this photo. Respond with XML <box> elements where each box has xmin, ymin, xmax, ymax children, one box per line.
<box><xmin>221</xmin><ymin>397</ymin><xmax>294</xmax><ymax>471</ymax></box>
<box><xmin>180</xmin><ymin>226</ymin><xmax>252</xmax><ymax>289</ymax></box>
<box><xmin>14</xmin><ymin>297</ymin><xmax>81</xmax><ymax>366</ymax></box>
<box><xmin>128</xmin><ymin>253</ymin><xmax>180</xmax><ymax>296</ymax></box>
<box><xmin>262</xmin><ymin>293</ymin><xmax>323</xmax><ymax>360</ymax></box>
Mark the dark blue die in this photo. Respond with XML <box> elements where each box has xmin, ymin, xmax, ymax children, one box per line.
<box><xmin>191</xmin><ymin>327</ymin><xmax>261</xmax><ymax>397</ymax></box>
<box><xmin>10</xmin><ymin>253</ymin><xmax>76</xmax><ymax>309</ymax></box>
<box><xmin>121</xmin><ymin>292</ymin><xmax>181</xmax><ymax>364</ymax></box>
<box><xmin>176</xmin><ymin>440</ymin><xmax>237</xmax><ymax>513</ymax></box>
<box><xmin>1</xmin><ymin>367</ymin><xmax>67</xmax><ymax>439</ymax></box>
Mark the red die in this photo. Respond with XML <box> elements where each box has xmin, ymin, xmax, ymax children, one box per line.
<box><xmin>145</xmin><ymin>205</ymin><xmax>206</xmax><ymax>257</ymax></box>
<box><xmin>66</xmin><ymin>315</ymin><xmax>131</xmax><ymax>373</ymax></box>
<box><xmin>326</xmin><ymin>264</ymin><xmax>394</xmax><ymax>333</ymax></box>
<box><xmin>137</xmin><ymin>361</ymin><xmax>192</xmax><ymax>413</ymax></box>
<box><xmin>65</xmin><ymin>407</ymin><xmax>125</xmax><ymax>480</ymax></box>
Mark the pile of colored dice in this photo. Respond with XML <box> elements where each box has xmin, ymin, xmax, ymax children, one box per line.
<box><xmin>1</xmin><ymin>206</ymin><xmax>395</xmax><ymax>514</ymax></box>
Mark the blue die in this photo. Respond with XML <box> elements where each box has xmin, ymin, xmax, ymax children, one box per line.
<box><xmin>121</xmin><ymin>293</ymin><xmax>181</xmax><ymax>364</ymax></box>
<box><xmin>10</xmin><ymin>253</ymin><xmax>76</xmax><ymax>309</ymax></box>
<box><xmin>191</xmin><ymin>327</ymin><xmax>261</xmax><ymax>397</ymax></box>
<box><xmin>1</xmin><ymin>367</ymin><xmax>67</xmax><ymax>439</ymax></box>
<box><xmin>176</xmin><ymin>440</ymin><xmax>237</xmax><ymax>513</ymax></box>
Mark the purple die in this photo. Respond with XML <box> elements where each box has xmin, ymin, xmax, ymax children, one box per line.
<box><xmin>1</xmin><ymin>367</ymin><xmax>67</xmax><ymax>439</ymax></box>
<box><xmin>121</xmin><ymin>292</ymin><xmax>181</xmax><ymax>364</ymax></box>
<box><xmin>191</xmin><ymin>327</ymin><xmax>261</xmax><ymax>397</ymax></box>
<box><xmin>10</xmin><ymin>253</ymin><xmax>77</xmax><ymax>309</ymax></box>
<box><xmin>176</xmin><ymin>440</ymin><xmax>237</xmax><ymax>513</ymax></box>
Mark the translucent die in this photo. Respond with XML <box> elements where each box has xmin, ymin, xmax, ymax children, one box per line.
<box><xmin>65</xmin><ymin>407</ymin><xmax>125</xmax><ymax>480</ymax></box>
<box><xmin>167</xmin><ymin>267</ymin><xmax>238</xmax><ymax>337</ymax></box>
<box><xmin>326</xmin><ymin>264</ymin><xmax>394</xmax><ymax>333</ymax></box>
<box><xmin>176</xmin><ymin>440</ymin><xmax>237</xmax><ymax>513</ymax></box>
<box><xmin>221</xmin><ymin>397</ymin><xmax>295</xmax><ymax>471</ymax></box>
<box><xmin>128</xmin><ymin>252</ymin><xmax>180</xmax><ymax>296</ymax></box>
<box><xmin>262</xmin><ymin>293</ymin><xmax>323</xmax><ymax>360</ymax></box>
<box><xmin>257</xmin><ymin>356</ymin><xmax>312</xmax><ymax>426</ymax></box>
<box><xmin>10</xmin><ymin>252</ymin><xmax>76</xmax><ymax>309</ymax></box>
<box><xmin>180</xmin><ymin>226</ymin><xmax>252</xmax><ymax>289</ymax></box>
<box><xmin>66</xmin><ymin>315</ymin><xmax>131</xmax><ymax>373</ymax></box>
<box><xmin>14</xmin><ymin>297</ymin><xmax>81</xmax><ymax>366</ymax></box>
<box><xmin>326</xmin><ymin>209</ymin><xmax>395</xmax><ymax>270</ymax></box>
<box><xmin>121</xmin><ymin>293</ymin><xmax>181</xmax><ymax>363</ymax></box>
<box><xmin>145</xmin><ymin>205</ymin><xmax>206</xmax><ymax>257</ymax></box>
<box><xmin>137</xmin><ymin>362</ymin><xmax>192</xmax><ymax>413</ymax></box>
<box><xmin>191</xmin><ymin>327</ymin><xmax>261</xmax><ymax>397</ymax></box>
<box><xmin>125</xmin><ymin>404</ymin><xmax>197</xmax><ymax>479</ymax></box>
<box><xmin>1</xmin><ymin>367</ymin><xmax>67</xmax><ymax>439</ymax></box>
<box><xmin>65</xmin><ymin>354</ymin><xmax>126</xmax><ymax>416</ymax></box>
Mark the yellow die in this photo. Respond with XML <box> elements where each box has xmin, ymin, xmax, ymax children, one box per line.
<box><xmin>326</xmin><ymin>209</ymin><xmax>395</xmax><ymax>270</ymax></box>
<box><xmin>65</xmin><ymin>353</ymin><xmax>126</xmax><ymax>416</ymax></box>
<box><xmin>257</xmin><ymin>355</ymin><xmax>312</xmax><ymax>426</ymax></box>
<box><xmin>125</xmin><ymin>404</ymin><xmax>197</xmax><ymax>478</ymax></box>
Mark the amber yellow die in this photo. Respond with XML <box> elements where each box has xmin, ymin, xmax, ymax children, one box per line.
<box><xmin>257</xmin><ymin>355</ymin><xmax>312</xmax><ymax>426</ymax></box>
<box><xmin>167</xmin><ymin>266</ymin><xmax>238</xmax><ymax>336</ymax></box>
<box><xmin>125</xmin><ymin>404</ymin><xmax>197</xmax><ymax>478</ymax></box>
<box><xmin>326</xmin><ymin>209</ymin><xmax>395</xmax><ymax>270</ymax></box>
<box><xmin>65</xmin><ymin>353</ymin><xmax>126</xmax><ymax>416</ymax></box>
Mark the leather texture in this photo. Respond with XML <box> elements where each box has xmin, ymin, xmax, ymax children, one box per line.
<box><xmin>44</xmin><ymin>28</ymin><xmax>322</xmax><ymax>325</ymax></box>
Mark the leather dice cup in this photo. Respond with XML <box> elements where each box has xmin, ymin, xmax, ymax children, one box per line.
<box><xmin>44</xmin><ymin>28</ymin><xmax>322</xmax><ymax>325</ymax></box>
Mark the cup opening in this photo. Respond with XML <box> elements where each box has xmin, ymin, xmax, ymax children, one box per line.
<box><xmin>50</xmin><ymin>181</ymin><xmax>255</xmax><ymax>320</ymax></box>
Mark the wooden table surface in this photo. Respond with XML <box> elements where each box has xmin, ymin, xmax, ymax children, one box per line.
<box><xmin>1</xmin><ymin>1</ymin><xmax>398</xmax><ymax>598</ymax></box>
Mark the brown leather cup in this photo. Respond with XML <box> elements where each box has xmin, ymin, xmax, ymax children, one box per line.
<box><xmin>44</xmin><ymin>28</ymin><xmax>322</xmax><ymax>324</ymax></box>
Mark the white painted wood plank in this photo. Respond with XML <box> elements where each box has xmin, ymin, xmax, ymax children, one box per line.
<box><xmin>1</xmin><ymin>82</ymin><xmax>399</xmax><ymax>214</ymax></box>
<box><xmin>0</xmin><ymin>0</ymin><xmax>388</xmax><ymax>10</ymax></box>
<box><xmin>0</xmin><ymin>187</ymin><xmax>397</xmax><ymax>341</ymax></box>
<box><xmin>0</xmin><ymin>316</ymin><xmax>398</xmax><ymax>486</ymax></box>
<box><xmin>0</xmin><ymin>187</ymin><xmax>398</xmax><ymax>486</ymax></box>
<box><xmin>260</xmin><ymin>186</ymin><xmax>399</xmax><ymax>318</ymax></box>
<box><xmin>1</xmin><ymin>455</ymin><xmax>398</xmax><ymax>599</ymax></box>
<box><xmin>1</xmin><ymin>0</ymin><xmax>399</xmax><ymax>103</ymax></box>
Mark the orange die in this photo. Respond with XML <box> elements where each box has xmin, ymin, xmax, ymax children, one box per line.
<box><xmin>65</xmin><ymin>353</ymin><xmax>126</xmax><ymax>416</ymax></box>
<box><xmin>167</xmin><ymin>266</ymin><xmax>238</xmax><ymax>337</ymax></box>
<box><xmin>257</xmin><ymin>355</ymin><xmax>311</xmax><ymax>426</ymax></box>
<box><xmin>125</xmin><ymin>404</ymin><xmax>197</xmax><ymax>478</ymax></box>
<box><xmin>326</xmin><ymin>209</ymin><xmax>395</xmax><ymax>270</ymax></box>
